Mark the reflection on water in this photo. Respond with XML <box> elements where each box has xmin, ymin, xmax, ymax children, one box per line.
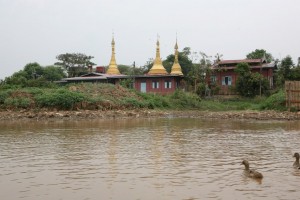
<box><xmin>0</xmin><ymin>118</ymin><xmax>300</xmax><ymax>200</ymax></box>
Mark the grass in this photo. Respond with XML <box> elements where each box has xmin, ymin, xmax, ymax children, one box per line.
<box><xmin>0</xmin><ymin>83</ymin><xmax>288</xmax><ymax>111</ymax></box>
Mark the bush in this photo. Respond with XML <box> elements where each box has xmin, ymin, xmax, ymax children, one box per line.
<box><xmin>259</xmin><ymin>90</ymin><xmax>286</xmax><ymax>111</ymax></box>
<box><xmin>0</xmin><ymin>90</ymin><xmax>12</xmax><ymax>104</ymax></box>
<box><xmin>122</xmin><ymin>97</ymin><xmax>145</xmax><ymax>108</ymax></box>
<box><xmin>4</xmin><ymin>97</ymin><xmax>31</xmax><ymax>109</ymax></box>
<box><xmin>35</xmin><ymin>89</ymin><xmax>86</xmax><ymax>110</ymax></box>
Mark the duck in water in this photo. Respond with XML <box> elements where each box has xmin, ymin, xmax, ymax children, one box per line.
<box><xmin>241</xmin><ymin>160</ymin><xmax>263</xmax><ymax>179</ymax></box>
<box><xmin>293</xmin><ymin>152</ymin><xmax>300</xmax><ymax>169</ymax></box>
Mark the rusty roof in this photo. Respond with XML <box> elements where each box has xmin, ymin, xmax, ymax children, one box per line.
<box><xmin>218</xmin><ymin>59</ymin><xmax>262</xmax><ymax>65</ymax></box>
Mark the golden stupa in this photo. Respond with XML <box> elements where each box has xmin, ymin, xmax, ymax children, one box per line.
<box><xmin>148</xmin><ymin>39</ymin><xmax>168</xmax><ymax>75</ymax></box>
<box><xmin>170</xmin><ymin>40</ymin><xmax>183</xmax><ymax>75</ymax></box>
<box><xmin>106</xmin><ymin>36</ymin><xmax>121</xmax><ymax>75</ymax></box>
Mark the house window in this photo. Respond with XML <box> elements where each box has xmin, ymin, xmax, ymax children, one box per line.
<box><xmin>164</xmin><ymin>80</ymin><xmax>172</xmax><ymax>89</ymax></box>
<box><xmin>222</xmin><ymin>76</ymin><xmax>232</xmax><ymax>86</ymax></box>
<box><xmin>210</xmin><ymin>75</ymin><xmax>217</xmax><ymax>83</ymax></box>
<box><xmin>152</xmin><ymin>81</ymin><xmax>159</xmax><ymax>89</ymax></box>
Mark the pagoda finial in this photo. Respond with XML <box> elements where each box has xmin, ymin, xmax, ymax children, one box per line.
<box><xmin>112</xmin><ymin>31</ymin><xmax>115</xmax><ymax>45</ymax></box>
<box><xmin>106</xmin><ymin>33</ymin><xmax>120</xmax><ymax>75</ymax></box>
<box><xmin>175</xmin><ymin>32</ymin><xmax>178</xmax><ymax>49</ymax></box>
<box><xmin>148</xmin><ymin>36</ymin><xmax>168</xmax><ymax>75</ymax></box>
<box><xmin>171</xmin><ymin>36</ymin><xmax>183</xmax><ymax>75</ymax></box>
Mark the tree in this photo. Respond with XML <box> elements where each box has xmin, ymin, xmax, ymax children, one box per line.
<box><xmin>3</xmin><ymin>62</ymin><xmax>66</xmax><ymax>87</ymax></box>
<box><xmin>235</xmin><ymin>63</ymin><xmax>269</xmax><ymax>97</ymax></box>
<box><xmin>162</xmin><ymin>47</ymin><xmax>194</xmax><ymax>76</ymax></box>
<box><xmin>214</xmin><ymin>53</ymin><xmax>223</xmax><ymax>63</ymax></box>
<box><xmin>3</xmin><ymin>63</ymin><xmax>43</xmax><ymax>86</ymax></box>
<box><xmin>55</xmin><ymin>53</ymin><xmax>95</xmax><ymax>77</ymax></box>
<box><xmin>117</xmin><ymin>64</ymin><xmax>131</xmax><ymax>75</ymax></box>
<box><xmin>43</xmin><ymin>65</ymin><xmax>66</xmax><ymax>81</ymax></box>
<box><xmin>246</xmin><ymin>49</ymin><xmax>273</xmax><ymax>63</ymax></box>
<box><xmin>23</xmin><ymin>62</ymin><xmax>44</xmax><ymax>79</ymax></box>
<box><xmin>279</xmin><ymin>56</ymin><xmax>294</xmax><ymax>80</ymax></box>
<box><xmin>4</xmin><ymin>70</ymin><xmax>28</xmax><ymax>87</ymax></box>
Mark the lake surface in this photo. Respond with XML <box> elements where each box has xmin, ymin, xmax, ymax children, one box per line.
<box><xmin>0</xmin><ymin>117</ymin><xmax>300</xmax><ymax>200</ymax></box>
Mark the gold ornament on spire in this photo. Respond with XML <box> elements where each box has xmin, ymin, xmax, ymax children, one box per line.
<box><xmin>170</xmin><ymin>39</ymin><xmax>183</xmax><ymax>75</ymax></box>
<box><xmin>148</xmin><ymin>37</ymin><xmax>168</xmax><ymax>75</ymax></box>
<box><xmin>106</xmin><ymin>35</ymin><xmax>120</xmax><ymax>75</ymax></box>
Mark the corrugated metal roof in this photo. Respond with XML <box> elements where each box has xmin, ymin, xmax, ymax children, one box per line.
<box><xmin>211</xmin><ymin>62</ymin><xmax>276</xmax><ymax>70</ymax></box>
<box><xmin>62</xmin><ymin>73</ymin><xmax>182</xmax><ymax>82</ymax></box>
<box><xmin>218</xmin><ymin>59</ymin><xmax>262</xmax><ymax>64</ymax></box>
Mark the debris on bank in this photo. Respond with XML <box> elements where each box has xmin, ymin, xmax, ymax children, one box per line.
<box><xmin>0</xmin><ymin>110</ymin><xmax>299</xmax><ymax>121</ymax></box>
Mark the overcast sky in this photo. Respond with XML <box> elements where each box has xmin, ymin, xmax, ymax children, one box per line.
<box><xmin>0</xmin><ymin>0</ymin><xmax>299</xmax><ymax>79</ymax></box>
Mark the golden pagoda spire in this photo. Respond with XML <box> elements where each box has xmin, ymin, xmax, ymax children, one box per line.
<box><xmin>106</xmin><ymin>33</ymin><xmax>120</xmax><ymax>75</ymax></box>
<box><xmin>170</xmin><ymin>37</ymin><xmax>183</xmax><ymax>75</ymax></box>
<box><xmin>148</xmin><ymin>36</ymin><xmax>168</xmax><ymax>75</ymax></box>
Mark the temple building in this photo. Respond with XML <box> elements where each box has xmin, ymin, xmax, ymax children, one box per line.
<box><xmin>59</xmin><ymin>37</ymin><xmax>184</xmax><ymax>94</ymax></box>
<box><xmin>133</xmin><ymin>39</ymin><xmax>183</xmax><ymax>94</ymax></box>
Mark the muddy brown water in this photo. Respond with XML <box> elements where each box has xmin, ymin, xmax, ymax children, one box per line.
<box><xmin>0</xmin><ymin>118</ymin><xmax>300</xmax><ymax>200</ymax></box>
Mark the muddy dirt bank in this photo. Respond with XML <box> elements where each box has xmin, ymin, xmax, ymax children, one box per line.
<box><xmin>0</xmin><ymin>109</ymin><xmax>300</xmax><ymax>121</ymax></box>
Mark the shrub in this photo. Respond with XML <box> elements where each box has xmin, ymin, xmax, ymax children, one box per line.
<box><xmin>122</xmin><ymin>97</ymin><xmax>145</xmax><ymax>108</ymax></box>
<box><xmin>0</xmin><ymin>90</ymin><xmax>12</xmax><ymax>104</ymax></box>
<box><xmin>4</xmin><ymin>97</ymin><xmax>31</xmax><ymax>109</ymax></box>
<box><xmin>259</xmin><ymin>90</ymin><xmax>286</xmax><ymax>111</ymax></box>
<box><xmin>35</xmin><ymin>89</ymin><xmax>86</xmax><ymax>110</ymax></box>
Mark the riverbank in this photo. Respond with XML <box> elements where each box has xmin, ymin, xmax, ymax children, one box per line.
<box><xmin>0</xmin><ymin>109</ymin><xmax>300</xmax><ymax>121</ymax></box>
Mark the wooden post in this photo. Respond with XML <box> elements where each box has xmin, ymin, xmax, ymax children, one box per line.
<box><xmin>288</xmin><ymin>82</ymin><xmax>291</xmax><ymax>112</ymax></box>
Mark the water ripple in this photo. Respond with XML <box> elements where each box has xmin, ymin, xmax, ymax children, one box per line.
<box><xmin>0</xmin><ymin>118</ymin><xmax>300</xmax><ymax>200</ymax></box>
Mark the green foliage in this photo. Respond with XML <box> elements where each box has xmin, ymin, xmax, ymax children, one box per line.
<box><xmin>43</xmin><ymin>65</ymin><xmax>66</xmax><ymax>81</ymax></box>
<box><xmin>163</xmin><ymin>52</ymin><xmax>193</xmax><ymax>76</ymax></box>
<box><xmin>169</xmin><ymin>90</ymin><xmax>201</xmax><ymax>109</ymax></box>
<box><xmin>55</xmin><ymin>53</ymin><xmax>95</xmax><ymax>77</ymax></box>
<box><xmin>259</xmin><ymin>90</ymin><xmax>286</xmax><ymax>111</ymax></box>
<box><xmin>122</xmin><ymin>97</ymin><xmax>145</xmax><ymax>108</ymax></box>
<box><xmin>274</xmin><ymin>56</ymin><xmax>297</xmax><ymax>88</ymax></box>
<box><xmin>4</xmin><ymin>70</ymin><xmax>28</xmax><ymax>86</ymax></box>
<box><xmin>35</xmin><ymin>89</ymin><xmax>86</xmax><ymax>110</ymax></box>
<box><xmin>3</xmin><ymin>62</ymin><xmax>66</xmax><ymax>88</ymax></box>
<box><xmin>23</xmin><ymin>63</ymin><xmax>44</xmax><ymax>79</ymax></box>
<box><xmin>235</xmin><ymin>63</ymin><xmax>269</xmax><ymax>97</ymax></box>
<box><xmin>0</xmin><ymin>83</ymin><xmax>288</xmax><ymax>112</ymax></box>
<box><xmin>119</xmin><ymin>78</ymin><xmax>134</xmax><ymax>88</ymax></box>
<box><xmin>118</xmin><ymin>65</ymin><xmax>131</xmax><ymax>75</ymax></box>
<box><xmin>291</xmin><ymin>66</ymin><xmax>300</xmax><ymax>80</ymax></box>
<box><xmin>0</xmin><ymin>90</ymin><xmax>12</xmax><ymax>104</ymax></box>
<box><xmin>186</xmin><ymin>52</ymin><xmax>211</xmax><ymax>93</ymax></box>
<box><xmin>246</xmin><ymin>49</ymin><xmax>273</xmax><ymax>62</ymax></box>
<box><xmin>279</xmin><ymin>56</ymin><xmax>295</xmax><ymax>79</ymax></box>
<box><xmin>4</xmin><ymin>97</ymin><xmax>31</xmax><ymax>109</ymax></box>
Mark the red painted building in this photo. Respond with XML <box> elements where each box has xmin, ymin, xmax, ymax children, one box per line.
<box><xmin>59</xmin><ymin>38</ymin><xmax>184</xmax><ymax>95</ymax></box>
<box><xmin>132</xmin><ymin>39</ymin><xmax>184</xmax><ymax>94</ymax></box>
<box><xmin>209</xmin><ymin>58</ymin><xmax>276</xmax><ymax>95</ymax></box>
<box><xmin>133</xmin><ymin>75</ymin><xmax>182</xmax><ymax>94</ymax></box>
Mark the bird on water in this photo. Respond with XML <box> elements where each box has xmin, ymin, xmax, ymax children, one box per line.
<box><xmin>293</xmin><ymin>152</ymin><xmax>300</xmax><ymax>169</ymax></box>
<box><xmin>241</xmin><ymin>160</ymin><xmax>263</xmax><ymax>179</ymax></box>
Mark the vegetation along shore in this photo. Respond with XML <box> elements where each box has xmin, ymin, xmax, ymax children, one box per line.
<box><xmin>0</xmin><ymin>83</ymin><xmax>299</xmax><ymax>121</ymax></box>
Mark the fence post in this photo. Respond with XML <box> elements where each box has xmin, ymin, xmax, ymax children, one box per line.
<box><xmin>288</xmin><ymin>82</ymin><xmax>291</xmax><ymax>112</ymax></box>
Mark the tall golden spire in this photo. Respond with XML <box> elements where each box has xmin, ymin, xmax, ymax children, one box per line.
<box><xmin>148</xmin><ymin>37</ymin><xmax>168</xmax><ymax>75</ymax></box>
<box><xmin>170</xmin><ymin>38</ymin><xmax>183</xmax><ymax>75</ymax></box>
<box><xmin>106</xmin><ymin>34</ymin><xmax>120</xmax><ymax>75</ymax></box>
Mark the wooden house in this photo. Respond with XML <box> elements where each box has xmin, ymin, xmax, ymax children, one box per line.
<box><xmin>208</xmin><ymin>58</ymin><xmax>276</xmax><ymax>95</ymax></box>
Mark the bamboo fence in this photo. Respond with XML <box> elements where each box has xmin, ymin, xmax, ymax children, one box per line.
<box><xmin>285</xmin><ymin>81</ymin><xmax>300</xmax><ymax>111</ymax></box>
